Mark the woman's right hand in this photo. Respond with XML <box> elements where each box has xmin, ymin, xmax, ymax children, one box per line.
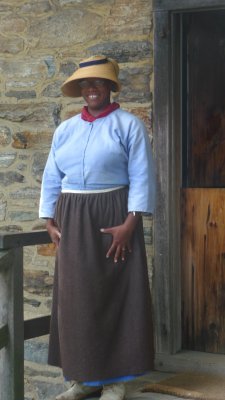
<box><xmin>46</xmin><ymin>218</ymin><xmax>61</xmax><ymax>247</ymax></box>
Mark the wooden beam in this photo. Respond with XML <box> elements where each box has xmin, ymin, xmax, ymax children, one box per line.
<box><xmin>0</xmin><ymin>230</ymin><xmax>51</xmax><ymax>250</ymax></box>
<box><xmin>153</xmin><ymin>0</ymin><xmax>225</xmax><ymax>11</ymax></box>
<box><xmin>153</xmin><ymin>9</ymin><xmax>172</xmax><ymax>354</ymax></box>
<box><xmin>0</xmin><ymin>324</ymin><xmax>9</xmax><ymax>350</ymax></box>
<box><xmin>10</xmin><ymin>247</ymin><xmax>24</xmax><ymax>400</ymax></box>
<box><xmin>24</xmin><ymin>315</ymin><xmax>50</xmax><ymax>340</ymax></box>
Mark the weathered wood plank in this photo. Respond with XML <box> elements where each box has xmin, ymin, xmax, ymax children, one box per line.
<box><xmin>0</xmin><ymin>230</ymin><xmax>51</xmax><ymax>250</ymax></box>
<box><xmin>24</xmin><ymin>315</ymin><xmax>50</xmax><ymax>340</ymax></box>
<box><xmin>153</xmin><ymin>10</ymin><xmax>172</xmax><ymax>354</ymax></box>
<box><xmin>10</xmin><ymin>247</ymin><xmax>24</xmax><ymax>400</ymax></box>
<box><xmin>181</xmin><ymin>189</ymin><xmax>225</xmax><ymax>353</ymax></box>
<box><xmin>153</xmin><ymin>9</ymin><xmax>184</xmax><ymax>356</ymax></box>
<box><xmin>0</xmin><ymin>248</ymin><xmax>24</xmax><ymax>399</ymax></box>
<box><xmin>0</xmin><ymin>324</ymin><xmax>9</xmax><ymax>350</ymax></box>
<box><xmin>153</xmin><ymin>0</ymin><xmax>225</xmax><ymax>11</ymax></box>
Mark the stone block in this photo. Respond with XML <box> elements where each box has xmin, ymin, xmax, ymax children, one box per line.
<box><xmin>0</xmin><ymin>201</ymin><xmax>7</xmax><ymax>222</ymax></box>
<box><xmin>5</xmin><ymin>90</ymin><xmax>36</xmax><ymax>99</ymax></box>
<box><xmin>0</xmin><ymin>35</ymin><xmax>24</xmax><ymax>54</ymax></box>
<box><xmin>12</xmin><ymin>131</ymin><xmax>52</xmax><ymax>150</ymax></box>
<box><xmin>0</xmin><ymin>171</ymin><xmax>24</xmax><ymax>186</ymax></box>
<box><xmin>32</xmin><ymin>152</ymin><xmax>49</xmax><ymax>183</ymax></box>
<box><xmin>119</xmin><ymin>65</ymin><xmax>152</xmax><ymax>102</ymax></box>
<box><xmin>41</xmin><ymin>81</ymin><xmax>63</xmax><ymax>98</ymax></box>
<box><xmin>20</xmin><ymin>1</ymin><xmax>51</xmax><ymax>14</ymax></box>
<box><xmin>24</xmin><ymin>297</ymin><xmax>41</xmax><ymax>308</ymax></box>
<box><xmin>0</xmin><ymin>225</ymin><xmax>22</xmax><ymax>232</ymax></box>
<box><xmin>9</xmin><ymin>211</ymin><xmax>38</xmax><ymax>222</ymax></box>
<box><xmin>127</xmin><ymin>106</ymin><xmax>152</xmax><ymax>133</ymax></box>
<box><xmin>104</xmin><ymin>0</ymin><xmax>152</xmax><ymax>37</ymax></box>
<box><xmin>0</xmin><ymin>103</ymin><xmax>61</xmax><ymax>128</ymax></box>
<box><xmin>0</xmin><ymin>152</ymin><xmax>17</xmax><ymax>168</ymax></box>
<box><xmin>88</xmin><ymin>40</ymin><xmax>152</xmax><ymax>62</ymax></box>
<box><xmin>37</xmin><ymin>244</ymin><xmax>56</xmax><ymax>257</ymax></box>
<box><xmin>62</xmin><ymin>108</ymin><xmax>82</xmax><ymax>120</ymax></box>
<box><xmin>0</xmin><ymin>126</ymin><xmax>12</xmax><ymax>146</ymax></box>
<box><xmin>6</xmin><ymin>80</ymin><xmax>37</xmax><ymax>90</ymax></box>
<box><xmin>0</xmin><ymin>16</ymin><xmax>27</xmax><ymax>34</ymax></box>
<box><xmin>0</xmin><ymin>56</ymin><xmax>56</xmax><ymax>81</ymax></box>
<box><xmin>24</xmin><ymin>338</ymin><xmax>48</xmax><ymax>364</ymax></box>
<box><xmin>9</xmin><ymin>187</ymin><xmax>40</xmax><ymax>200</ymax></box>
<box><xmin>59</xmin><ymin>61</ymin><xmax>76</xmax><ymax>77</ymax></box>
<box><xmin>59</xmin><ymin>0</ymin><xmax>114</xmax><ymax>4</ymax></box>
<box><xmin>27</xmin><ymin>9</ymin><xmax>102</xmax><ymax>49</ymax></box>
<box><xmin>24</xmin><ymin>270</ymin><xmax>53</xmax><ymax>296</ymax></box>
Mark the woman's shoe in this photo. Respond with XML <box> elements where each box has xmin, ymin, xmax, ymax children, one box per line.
<box><xmin>56</xmin><ymin>382</ymin><xmax>100</xmax><ymax>400</ymax></box>
<box><xmin>100</xmin><ymin>383</ymin><xmax>126</xmax><ymax>400</ymax></box>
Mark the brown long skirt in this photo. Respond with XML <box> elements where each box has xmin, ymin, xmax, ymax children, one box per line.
<box><xmin>48</xmin><ymin>188</ymin><xmax>154</xmax><ymax>381</ymax></box>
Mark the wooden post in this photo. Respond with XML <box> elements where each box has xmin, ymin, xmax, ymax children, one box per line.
<box><xmin>0</xmin><ymin>248</ymin><xmax>24</xmax><ymax>400</ymax></box>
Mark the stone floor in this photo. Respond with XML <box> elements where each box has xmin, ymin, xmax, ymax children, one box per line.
<box><xmin>121</xmin><ymin>371</ymin><xmax>187</xmax><ymax>400</ymax></box>
<box><xmin>56</xmin><ymin>371</ymin><xmax>187</xmax><ymax>400</ymax></box>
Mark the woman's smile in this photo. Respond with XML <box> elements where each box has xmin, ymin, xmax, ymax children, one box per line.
<box><xmin>80</xmin><ymin>78</ymin><xmax>112</xmax><ymax>116</ymax></box>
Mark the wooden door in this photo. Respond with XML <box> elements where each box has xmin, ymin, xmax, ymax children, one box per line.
<box><xmin>181</xmin><ymin>11</ymin><xmax>225</xmax><ymax>353</ymax></box>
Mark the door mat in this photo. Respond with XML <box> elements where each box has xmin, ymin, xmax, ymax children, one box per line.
<box><xmin>142</xmin><ymin>372</ymin><xmax>225</xmax><ymax>399</ymax></box>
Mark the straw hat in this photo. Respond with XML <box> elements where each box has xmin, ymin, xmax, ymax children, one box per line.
<box><xmin>61</xmin><ymin>55</ymin><xmax>121</xmax><ymax>97</ymax></box>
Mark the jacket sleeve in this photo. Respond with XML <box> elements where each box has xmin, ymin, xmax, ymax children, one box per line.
<box><xmin>127</xmin><ymin>118</ymin><xmax>156</xmax><ymax>214</ymax></box>
<box><xmin>39</xmin><ymin>130</ymin><xmax>64</xmax><ymax>218</ymax></box>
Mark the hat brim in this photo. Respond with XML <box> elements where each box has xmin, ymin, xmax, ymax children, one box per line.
<box><xmin>61</xmin><ymin>63</ymin><xmax>121</xmax><ymax>97</ymax></box>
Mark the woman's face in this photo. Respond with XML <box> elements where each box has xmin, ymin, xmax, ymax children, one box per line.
<box><xmin>79</xmin><ymin>78</ymin><xmax>112</xmax><ymax>116</ymax></box>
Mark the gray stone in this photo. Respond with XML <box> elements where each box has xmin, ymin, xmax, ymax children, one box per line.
<box><xmin>0</xmin><ymin>225</ymin><xmax>22</xmax><ymax>232</ymax></box>
<box><xmin>9</xmin><ymin>187</ymin><xmax>40</xmax><ymax>200</ymax></box>
<box><xmin>119</xmin><ymin>65</ymin><xmax>152</xmax><ymax>102</ymax></box>
<box><xmin>88</xmin><ymin>41</ymin><xmax>152</xmax><ymax>62</ymax></box>
<box><xmin>0</xmin><ymin>152</ymin><xmax>16</xmax><ymax>168</ymax></box>
<box><xmin>0</xmin><ymin>171</ymin><xmax>24</xmax><ymax>186</ymax></box>
<box><xmin>28</xmin><ymin>9</ymin><xmax>103</xmax><ymax>49</ymax></box>
<box><xmin>0</xmin><ymin>5</ymin><xmax>11</xmax><ymax>12</ymax></box>
<box><xmin>0</xmin><ymin>103</ymin><xmax>61</xmax><ymax>128</ymax></box>
<box><xmin>5</xmin><ymin>90</ymin><xmax>36</xmax><ymax>99</ymax></box>
<box><xmin>19</xmin><ymin>1</ymin><xmax>51</xmax><ymax>14</ymax></box>
<box><xmin>41</xmin><ymin>81</ymin><xmax>63</xmax><ymax>98</ymax></box>
<box><xmin>24</xmin><ymin>297</ymin><xmax>41</xmax><ymax>308</ymax></box>
<box><xmin>0</xmin><ymin>57</ymin><xmax>55</xmax><ymax>81</ymax></box>
<box><xmin>104</xmin><ymin>0</ymin><xmax>152</xmax><ymax>37</ymax></box>
<box><xmin>24</xmin><ymin>270</ymin><xmax>53</xmax><ymax>296</ymax></box>
<box><xmin>44</xmin><ymin>56</ymin><xmax>56</xmax><ymax>78</ymax></box>
<box><xmin>17</xmin><ymin>163</ymin><xmax>27</xmax><ymax>171</ymax></box>
<box><xmin>32</xmin><ymin>152</ymin><xmax>49</xmax><ymax>183</ymax></box>
<box><xmin>59</xmin><ymin>61</ymin><xmax>76</xmax><ymax>77</ymax></box>
<box><xmin>0</xmin><ymin>201</ymin><xmax>6</xmax><ymax>221</ymax></box>
<box><xmin>0</xmin><ymin>15</ymin><xmax>27</xmax><ymax>34</ymax></box>
<box><xmin>34</xmin><ymin>381</ymin><xmax>67</xmax><ymax>400</ymax></box>
<box><xmin>0</xmin><ymin>126</ymin><xmax>12</xmax><ymax>146</ymax></box>
<box><xmin>9</xmin><ymin>211</ymin><xmax>38</xmax><ymax>222</ymax></box>
<box><xmin>18</xmin><ymin>154</ymin><xmax>30</xmax><ymax>160</ymax></box>
<box><xmin>24</xmin><ymin>365</ymin><xmax>61</xmax><ymax>379</ymax></box>
<box><xmin>0</xmin><ymin>35</ymin><xmax>24</xmax><ymax>54</ymax></box>
<box><xmin>59</xmin><ymin>0</ymin><xmax>113</xmax><ymax>3</ymax></box>
<box><xmin>24</xmin><ymin>339</ymin><xmax>48</xmax><ymax>364</ymax></box>
<box><xmin>6</xmin><ymin>80</ymin><xmax>36</xmax><ymax>89</ymax></box>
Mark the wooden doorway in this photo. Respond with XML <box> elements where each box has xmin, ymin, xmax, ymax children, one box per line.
<box><xmin>181</xmin><ymin>10</ymin><xmax>225</xmax><ymax>353</ymax></box>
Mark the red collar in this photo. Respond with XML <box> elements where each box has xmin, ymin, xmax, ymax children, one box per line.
<box><xmin>81</xmin><ymin>102</ymin><xmax>120</xmax><ymax>122</ymax></box>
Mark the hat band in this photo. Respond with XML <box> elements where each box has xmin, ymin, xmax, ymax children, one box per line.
<box><xmin>79</xmin><ymin>58</ymin><xmax>108</xmax><ymax>68</ymax></box>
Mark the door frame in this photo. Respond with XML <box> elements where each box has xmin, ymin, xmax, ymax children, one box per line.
<box><xmin>153</xmin><ymin>0</ymin><xmax>225</xmax><ymax>371</ymax></box>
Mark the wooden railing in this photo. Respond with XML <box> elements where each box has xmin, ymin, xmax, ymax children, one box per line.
<box><xmin>0</xmin><ymin>231</ymin><xmax>51</xmax><ymax>400</ymax></box>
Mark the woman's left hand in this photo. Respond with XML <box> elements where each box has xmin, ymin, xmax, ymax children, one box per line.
<box><xmin>100</xmin><ymin>213</ymin><xmax>140</xmax><ymax>263</ymax></box>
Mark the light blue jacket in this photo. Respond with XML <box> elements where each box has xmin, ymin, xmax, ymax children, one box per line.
<box><xmin>39</xmin><ymin>108</ymin><xmax>155</xmax><ymax>218</ymax></box>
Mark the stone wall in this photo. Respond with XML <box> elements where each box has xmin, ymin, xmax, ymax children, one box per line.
<box><xmin>0</xmin><ymin>0</ymin><xmax>154</xmax><ymax>398</ymax></box>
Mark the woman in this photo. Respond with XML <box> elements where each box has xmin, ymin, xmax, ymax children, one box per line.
<box><xmin>39</xmin><ymin>55</ymin><xmax>155</xmax><ymax>400</ymax></box>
